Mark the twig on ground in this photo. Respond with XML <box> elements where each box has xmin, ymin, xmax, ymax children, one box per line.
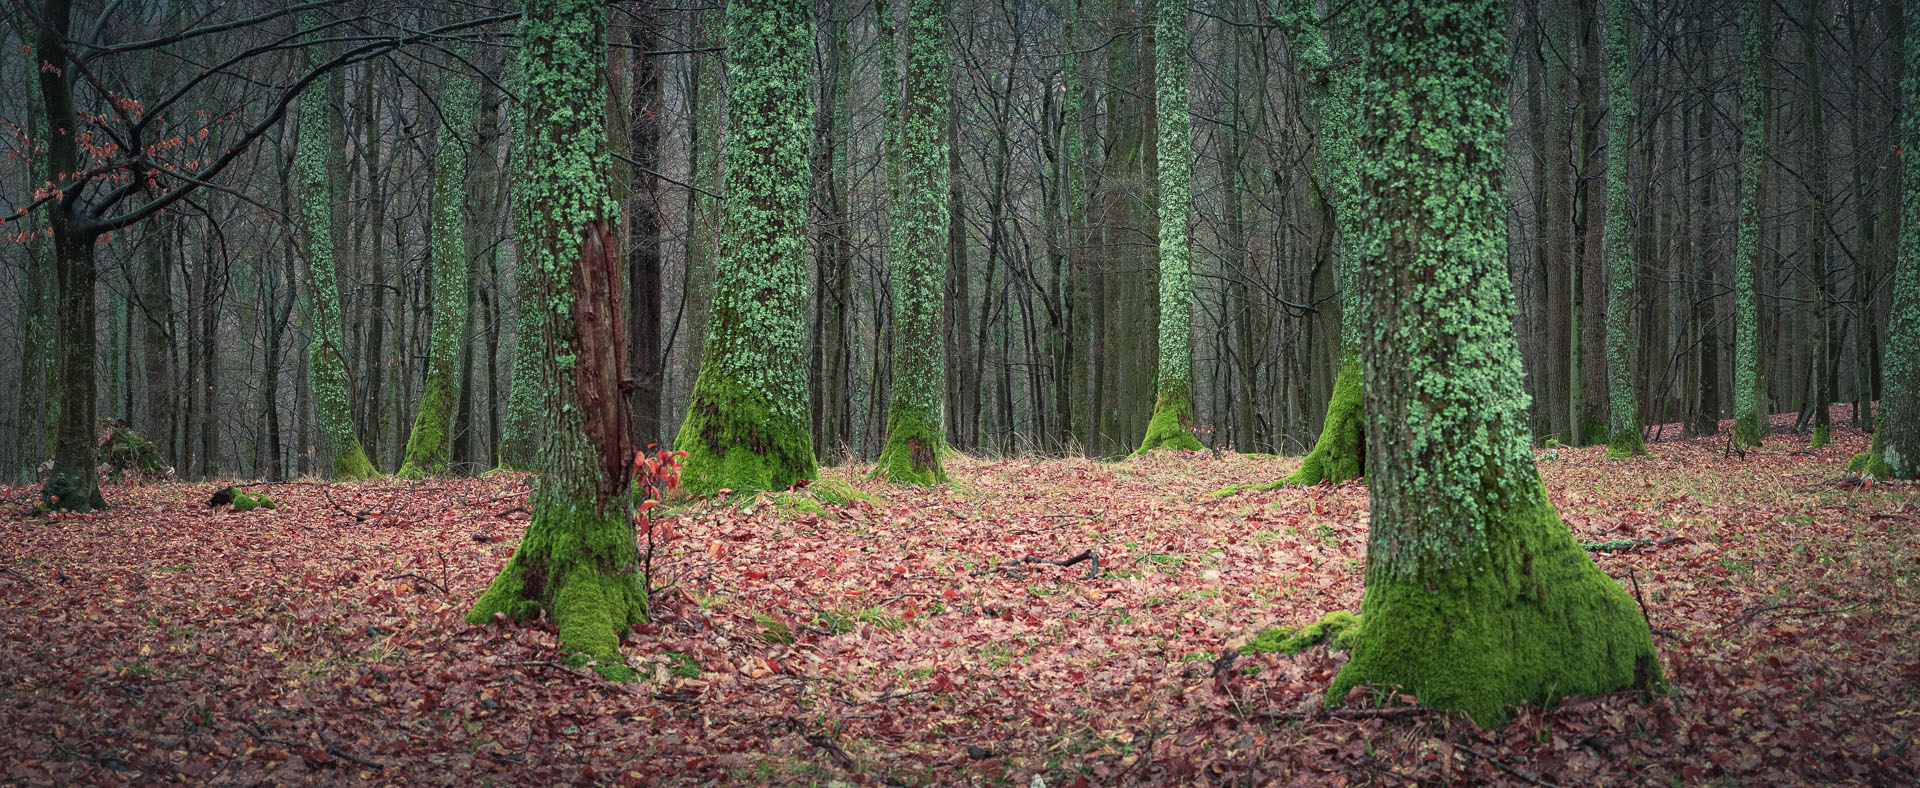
<box><xmin>1627</xmin><ymin>567</ymin><xmax>1653</xmax><ymax>633</ymax></box>
<box><xmin>1023</xmin><ymin>549</ymin><xmax>1100</xmax><ymax>579</ymax></box>
<box><xmin>803</xmin><ymin>732</ymin><xmax>856</xmax><ymax>769</ymax></box>
<box><xmin>1723</xmin><ymin>601</ymin><xmax>1870</xmax><ymax>629</ymax></box>
<box><xmin>384</xmin><ymin>573</ymin><xmax>450</xmax><ymax>596</ymax></box>
<box><xmin>1</xmin><ymin>565</ymin><xmax>32</xmax><ymax>584</ymax></box>
<box><xmin>318</xmin><ymin>730</ymin><xmax>385</xmax><ymax>770</ymax></box>
<box><xmin>1456</xmin><ymin>743</ymin><xmax>1564</xmax><ymax>788</ymax></box>
<box><xmin>1581</xmin><ymin>536</ymin><xmax>1681</xmax><ymax>552</ymax></box>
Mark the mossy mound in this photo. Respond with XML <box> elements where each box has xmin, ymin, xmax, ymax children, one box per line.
<box><xmin>209</xmin><ymin>486</ymin><xmax>276</xmax><ymax>511</ymax></box>
<box><xmin>1133</xmin><ymin>390</ymin><xmax>1206</xmax><ymax>456</ymax></box>
<box><xmin>1241</xmin><ymin>611</ymin><xmax>1360</xmax><ymax>656</ymax></box>
<box><xmin>1849</xmin><ymin>428</ymin><xmax>1891</xmax><ymax>477</ymax></box>
<box><xmin>766</xmin><ymin>478</ymin><xmax>878</xmax><ymax>520</ymax></box>
<box><xmin>466</xmin><ymin>499</ymin><xmax>648</xmax><ymax>681</ymax></box>
<box><xmin>100</xmin><ymin>424</ymin><xmax>168</xmax><ymax>483</ymax></box>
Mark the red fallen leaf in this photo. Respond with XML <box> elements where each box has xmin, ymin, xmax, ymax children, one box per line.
<box><xmin>492</xmin><ymin>611</ymin><xmax>510</xmax><ymax>625</ymax></box>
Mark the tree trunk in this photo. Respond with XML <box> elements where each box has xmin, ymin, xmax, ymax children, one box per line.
<box><xmin>1602</xmin><ymin>0</ymin><xmax>1643</xmax><ymax>456</ymax></box>
<box><xmin>1733</xmin><ymin>0</ymin><xmax>1770</xmax><ymax>448</ymax></box>
<box><xmin>673</xmin><ymin>0</ymin><xmax>818</xmax><ymax>496</ymax></box>
<box><xmin>467</xmin><ymin>0</ymin><xmax>645</xmax><ymax>679</ymax></box>
<box><xmin>1330</xmin><ymin>0</ymin><xmax>1659</xmax><ymax>727</ymax></box>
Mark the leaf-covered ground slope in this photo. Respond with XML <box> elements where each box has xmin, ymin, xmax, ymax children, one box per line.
<box><xmin>3</xmin><ymin>412</ymin><xmax>1917</xmax><ymax>786</ymax></box>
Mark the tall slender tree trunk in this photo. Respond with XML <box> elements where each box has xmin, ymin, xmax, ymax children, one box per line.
<box><xmin>673</xmin><ymin>0</ymin><xmax>818</xmax><ymax>496</ymax></box>
<box><xmin>876</xmin><ymin>0</ymin><xmax>953</xmax><ymax>483</ymax></box>
<box><xmin>1602</xmin><ymin>0</ymin><xmax>1643</xmax><ymax>456</ymax></box>
<box><xmin>1801</xmin><ymin>0</ymin><xmax>1832</xmax><ymax>444</ymax></box>
<box><xmin>1855</xmin><ymin>7</ymin><xmax>1916</xmax><ymax>479</ymax></box>
<box><xmin>299</xmin><ymin>54</ymin><xmax>377</xmax><ymax>479</ymax></box>
<box><xmin>399</xmin><ymin>53</ymin><xmax>477</xmax><ymax>477</ymax></box>
<box><xmin>1733</xmin><ymin>0</ymin><xmax>1770</xmax><ymax>448</ymax></box>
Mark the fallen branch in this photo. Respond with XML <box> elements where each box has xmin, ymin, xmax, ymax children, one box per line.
<box><xmin>1023</xmin><ymin>549</ymin><xmax>1100</xmax><ymax>579</ymax></box>
<box><xmin>803</xmin><ymin>733</ymin><xmax>856</xmax><ymax>770</ymax></box>
<box><xmin>319</xmin><ymin>731</ymin><xmax>385</xmax><ymax>770</ymax></box>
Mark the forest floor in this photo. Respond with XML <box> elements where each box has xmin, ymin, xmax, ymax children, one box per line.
<box><xmin>3</xmin><ymin>411</ymin><xmax>1918</xmax><ymax>787</ymax></box>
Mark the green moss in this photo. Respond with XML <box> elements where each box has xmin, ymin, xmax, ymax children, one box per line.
<box><xmin>675</xmin><ymin>378</ymin><xmax>816</xmax><ymax>497</ymax></box>
<box><xmin>769</xmin><ymin>491</ymin><xmax>830</xmax><ymax>519</ymax></box>
<box><xmin>1328</xmin><ymin>481</ymin><xmax>1660</xmax><ymax>727</ymax></box>
<box><xmin>398</xmin><ymin>58</ymin><xmax>476</xmax><ymax>480</ymax></box>
<box><xmin>230</xmin><ymin>490</ymin><xmax>276</xmax><ymax>511</ymax></box>
<box><xmin>1849</xmin><ymin>429</ymin><xmax>1893</xmax><ymax>477</ymax></box>
<box><xmin>101</xmin><ymin>425</ymin><xmax>166</xmax><ymax>481</ymax></box>
<box><xmin>754</xmin><ymin>612</ymin><xmax>795</xmax><ymax>644</ymax></box>
<box><xmin>398</xmin><ymin>375</ymin><xmax>457</xmax><ymax>478</ymax></box>
<box><xmin>1605</xmin><ymin>426</ymin><xmax>1645</xmax><ymax>458</ymax></box>
<box><xmin>1283</xmin><ymin>355</ymin><xmax>1365</xmax><ymax>484</ymax></box>
<box><xmin>1809</xmin><ymin>427</ymin><xmax>1830</xmax><ymax>448</ymax></box>
<box><xmin>467</xmin><ymin>498</ymin><xmax>646</xmax><ymax>681</ymax></box>
<box><xmin>1134</xmin><ymin>388</ymin><xmax>1206</xmax><ymax>455</ymax></box>
<box><xmin>1242</xmin><ymin>611</ymin><xmax>1360</xmax><ymax>656</ymax></box>
<box><xmin>1733</xmin><ymin>412</ymin><xmax>1764</xmax><ymax>449</ymax></box>
<box><xmin>875</xmin><ymin>406</ymin><xmax>946</xmax><ymax>485</ymax></box>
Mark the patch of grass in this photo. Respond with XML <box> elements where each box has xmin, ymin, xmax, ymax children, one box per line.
<box><xmin>753</xmin><ymin>612</ymin><xmax>794</xmax><ymax>644</ymax></box>
<box><xmin>663</xmin><ymin>651</ymin><xmax>701</xmax><ymax>678</ymax></box>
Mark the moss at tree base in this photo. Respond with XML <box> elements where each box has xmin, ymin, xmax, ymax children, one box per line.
<box><xmin>39</xmin><ymin>470</ymin><xmax>108</xmax><ymax>513</ymax></box>
<box><xmin>1326</xmin><ymin>481</ymin><xmax>1661</xmax><ymax>727</ymax></box>
<box><xmin>1809</xmin><ymin>427</ymin><xmax>1830</xmax><ymax>448</ymax></box>
<box><xmin>1850</xmin><ymin>429</ymin><xmax>1894</xmax><ymax>477</ymax></box>
<box><xmin>467</xmin><ymin>499</ymin><xmax>647</xmax><ymax>681</ymax></box>
<box><xmin>1134</xmin><ymin>389</ymin><xmax>1206</xmax><ymax>456</ymax></box>
<box><xmin>1732</xmin><ymin>413</ymin><xmax>1764</xmax><ymax>449</ymax></box>
<box><xmin>332</xmin><ymin>442</ymin><xmax>380</xmax><ymax>481</ymax></box>
<box><xmin>874</xmin><ymin>407</ymin><xmax>945</xmax><ymax>485</ymax></box>
<box><xmin>1283</xmin><ymin>356</ymin><xmax>1365</xmax><ymax>485</ymax></box>
<box><xmin>397</xmin><ymin>377</ymin><xmax>458</xmax><ymax>478</ymax></box>
<box><xmin>674</xmin><ymin>379</ymin><xmax>816</xmax><ymax>498</ymax></box>
<box><xmin>1605</xmin><ymin>427</ymin><xmax>1646</xmax><ymax>458</ymax></box>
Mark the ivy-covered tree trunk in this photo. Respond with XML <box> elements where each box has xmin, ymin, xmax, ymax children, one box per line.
<box><xmin>875</xmin><ymin>0</ymin><xmax>952</xmax><ymax>484</ymax></box>
<box><xmin>296</xmin><ymin>57</ymin><xmax>379</xmax><ymax>481</ymax></box>
<box><xmin>1276</xmin><ymin>0</ymin><xmax>1364</xmax><ymax>484</ymax></box>
<box><xmin>34</xmin><ymin>0</ymin><xmax>107</xmax><ymax>511</ymax></box>
<box><xmin>1602</xmin><ymin>0</ymin><xmax>1644</xmax><ymax>457</ymax></box>
<box><xmin>1134</xmin><ymin>1</ymin><xmax>1204</xmax><ymax>456</ymax></box>
<box><xmin>1329</xmin><ymin>0</ymin><xmax>1660</xmax><ymax>727</ymax></box>
<box><xmin>467</xmin><ymin>0</ymin><xmax>644</xmax><ymax>679</ymax></box>
<box><xmin>1732</xmin><ymin>0</ymin><xmax>1769</xmax><ymax>449</ymax></box>
<box><xmin>499</xmin><ymin>62</ymin><xmax>544</xmax><ymax>472</ymax></box>
<box><xmin>399</xmin><ymin>54</ymin><xmax>477</xmax><ymax>478</ymax></box>
<box><xmin>1856</xmin><ymin>19</ymin><xmax>1918</xmax><ymax>479</ymax></box>
<box><xmin>673</xmin><ymin>0</ymin><xmax>817</xmax><ymax>496</ymax></box>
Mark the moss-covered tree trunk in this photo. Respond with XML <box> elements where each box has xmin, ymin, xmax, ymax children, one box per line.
<box><xmin>1602</xmin><ymin>0</ymin><xmax>1644</xmax><ymax>457</ymax></box>
<box><xmin>1274</xmin><ymin>0</ymin><xmax>1363</xmax><ymax>484</ymax></box>
<box><xmin>296</xmin><ymin>41</ymin><xmax>378</xmax><ymax>480</ymax></box>
<box><xmin>399</xmin><ymin>54</ymin><xmax>477</xmax><ymax>478</ymax></box>
<box><xmin>1858</xmin><ymin>18</ymin><xmax>1918</xmax><ymax>479</ymax></box>
<box><xmin>16</xmin><ymin>41</ymin><xmax>56</xmax><ymax>485</ymax></box>
<box><xmin>673</xmin><ymin>0</ymin><xmax>818</xmax><ymax>496</ymax></box>
<box><xmin>875</xmin><ymin>0</ymin><xmax>952</xmax><ymax>484</ymax></box>
<box><xmin>1135</xmin><ymin>1</ymin><xmax>1205</xmax><ymax>456</ymax></box>
<box><xmin>1732</xmin><ymin>0</ymin><xmax>1769</xmax><ymax>449</ymax></box>
<box><xmin>34</xmin><ymin>0</ymin><xmax>107</xmax><ymax>511</ymax></box>
<box><xmin>467</xmin><ymin>0</ymin><xmax>645</xmax><ymax>680</ymax></box>
<box><xmin>1329</xmin><ymin>0</ymin><xmax>1660</xmax><ymax>727</ymax></box>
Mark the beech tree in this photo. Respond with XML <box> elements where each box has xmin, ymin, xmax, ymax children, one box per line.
<box><xmin>399</xmin><ymin>52</ymin><xmax>479</xmax><ymax>478</ymax></box>
<box><xmin>1328</xmin><ymin>0</ymin><xmax>1659</xmax><ymax>726</ymax></box>
<box><xmin>466</xmin><ymin>0</ymin><xmax>644</xmax><ymax>679</ymax></box>
<box><xmin>875</xmin><ymin>0</ymin><xmax>953</xmax><ymax>484</ymax></box>
<box><xmin>1134</xmin><ymin>0</ymin><xmax>1205</xmax><ymax>455</ymax></box>
<box><xmin>673</xmin><ymin>0</ymin><xmax>817</xmax><ymax>497</ymax></box>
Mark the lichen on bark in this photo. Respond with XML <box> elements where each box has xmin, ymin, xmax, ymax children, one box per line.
<box><xmin>1135</xmin><ymin>1</ymin><xmax>1206</xmax><ymax>455</ymax></box>
<box><xmin>1330</xmin><ymin>0</ymin><xmax>1660</xmax><ymax>727</ymax></box>
<box><xmin>673</xmin><ymin>0</ymin><xmax>819</xmax><ymax>497</ymax></box>
<box><xmin>875</xmin><ymin>0</ymin><xmax>952</xmax><ymax>485</ymax></box>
